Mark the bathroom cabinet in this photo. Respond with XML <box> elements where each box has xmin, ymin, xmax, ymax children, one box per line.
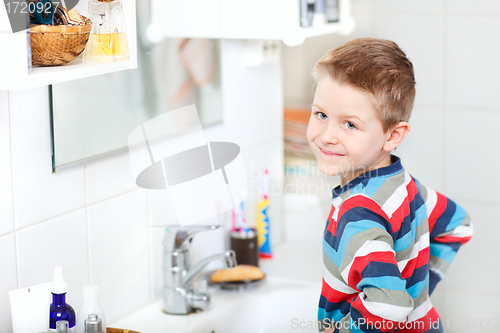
<box><xmin>149</xmin><ymin>0</ymin><xmax>354</xmax><ymax>45</ymax></box>
<box><xmin>0</xmin><ymin>0</ymin><xmax>137</xmax><ymax>91</ymax></box>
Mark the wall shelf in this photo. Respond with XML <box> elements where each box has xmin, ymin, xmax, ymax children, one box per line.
<box><xmin>0</xmin><ymin>0</ymin><xmax>137</xmax><ymax>91</ymax></box>
<box><xmin>150</xmin><ymin>0</ymin><xmax>355</xmax><ymax>45</ymax></box>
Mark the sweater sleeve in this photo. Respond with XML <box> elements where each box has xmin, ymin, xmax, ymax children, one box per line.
<box><xmin>335</xmin><ymin>198</ymin><xmax>415</xmax><ymax>332</ymax></box>
<box><xmin>419</xmin><ymin>184</ymin><xmax>473</xmax><ymax>295</ymax></box>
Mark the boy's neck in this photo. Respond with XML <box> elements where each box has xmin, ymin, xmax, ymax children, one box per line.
<box><xmin>339</xmin><ymin>152</ymin><xmax>393</xmax><ymax>187</ymax></box>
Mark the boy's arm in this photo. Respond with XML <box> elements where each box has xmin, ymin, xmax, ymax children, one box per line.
<box><xmin>418</xmin><ymin>182</ymin><xmax>473</xmax><ymax>295</ymax></box>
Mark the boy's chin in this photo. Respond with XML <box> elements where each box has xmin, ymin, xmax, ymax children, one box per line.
<box><xmin>316</xmin><ymin>164</ymin><xmax>343</xmax><ymax>177</ymax></box>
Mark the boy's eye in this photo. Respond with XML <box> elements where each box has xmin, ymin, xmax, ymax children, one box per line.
<box><xmin>344</xmin><ymin>121</ymin><xmax>357</xmax><ymax>130</ymax></box>
<box><xmin>316</xmin><ymin>112</ymin><xmax>328</xmax><ymax>120</ymax></box>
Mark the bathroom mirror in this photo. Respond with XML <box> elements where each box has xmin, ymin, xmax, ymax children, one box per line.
<box><xmin>50</xmin><ymin>35</ymin><xmax>222</xmax><ymax>171</ymax></box>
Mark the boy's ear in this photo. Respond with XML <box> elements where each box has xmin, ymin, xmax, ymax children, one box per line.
<box><xmin>383</xmin><ymin>122</ymin><xmax>411</xmax><ymax>152</ymax></box>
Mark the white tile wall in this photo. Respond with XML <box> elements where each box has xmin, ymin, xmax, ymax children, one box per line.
<box><xmin>0</xmin><ymin>38</ymin><xmax>284</xmax><ymax>332</ymax></box>
<box><xmin>438</xmin><ymin>204</ymin><xmax>499</xmax><ymax>294</ymax></box>
<box><xmin>149</xmin><ymin>226</ymin><xmax>166</xmax><ymax>300</ymax></box>
<box><xmin>375</xmin><ymin>0</ymin><xmax>444</xmax><ymax>12</ymax></box>
<box><xmin>282</xmin><ymin>0</ymin><xmax>500</xmax><ymax>323</ymax></box>
<box><xmin>446</xmin><ymin>108</ymin><xmax>500</xmax><ymax>202</ymax></box>
<box><xmin>87</xmin><ymin>190</ymin><xmax>149</xmax><ymax>322</ymax></box>
<box><xmin>449</xmin><ymin>0</ymin><xmax>500</xmax><ymax>13</ymax></box>
<box><xmin>374</xmin><ymin>14</ymin><xmax>444</xmax><ymax>106</ymax></box>
<box><xmin>85</xmin><ymin>152</ymin><xmax>137</xmax><ymax>205</ymax></box>
<box><xmin>0</xmin><ymin>91</ymin><xmax>14</xmax><ymax>235</ymax></box>
<box><xmin>447</xmin><ymin>16</ymin><xmax>500</xmax><ymax>108</ymax></box>
<box><xmin>394</xmin><ymin>105</ymin><xmax>445</xmax><ymax>192</ymax></box>
<box><xmin>9</xmin><ymin>87</ymin><xmax>85</xmax><ymax>228</ymax></box>
<box><xmin>0</xmin><ymin>234</ymin><xmax>17</xmax><ymax>333</ymax></box>
<box><xmin>16</xmin><ymin>209</ymin><xmax>89</xmax><ymax>306</ymax></box>
<box><xmin>433</xmin><ymin>203</ymin><xmax>500</xmax><ymax>332</ymax></box>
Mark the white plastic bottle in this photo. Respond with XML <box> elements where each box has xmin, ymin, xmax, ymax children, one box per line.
<box><xmin>76</xmin><ymin>285</ymin><xmax>106</xmax><ymax>333</ymax></box>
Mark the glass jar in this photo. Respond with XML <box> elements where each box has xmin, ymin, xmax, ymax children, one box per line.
<box><xmin>83</xmin><ymin>0</ymin><xmax>129</xmax><ymax>62</ymax></box>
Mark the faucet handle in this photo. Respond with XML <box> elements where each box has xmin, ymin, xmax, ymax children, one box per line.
<box><xmin>163</xmin><ymin>224</ymin><xmax>220</xmax><ymax>251</ymax></box>
<box><xmin>187</xmin><ymin>279</ymin><xmax>210</xmax><ymax>311</ymax></box>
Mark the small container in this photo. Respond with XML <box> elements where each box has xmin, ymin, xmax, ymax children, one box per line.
<box><xmin>84</xmin><ymin>313</ymin><xmax>103</xmax><ymax>333</ymax></box>
<box><xmin>230</xmin><ymin>229</ymin><xmax>259</xmax><ymax>267</ymax></box>
<box><xmin>76</xmin><ymin>284</ymin><xmax>106</xmax><ymax>333</ymax></box>
<box><xmin>326</xmin><ymin>0</ymin><xmax>340</xmax><ymax>23</ymax></box>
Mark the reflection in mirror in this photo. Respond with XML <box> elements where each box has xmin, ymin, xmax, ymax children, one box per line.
<box><xmin>51</xmin><ymin>35</ymin><xmax>222</xmax><ymax>171</ymax></box>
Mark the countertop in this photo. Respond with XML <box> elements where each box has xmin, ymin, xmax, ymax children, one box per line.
<box><xmin>109</xmin><ymin>242</ymin><xmax>324</xmax><ymax>332</ymax></box>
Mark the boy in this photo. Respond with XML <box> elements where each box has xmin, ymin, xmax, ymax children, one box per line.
<box><xmin>307</xmin><ymin>38</ymin><xmax>473</xmax><ymax>333</ymax></box>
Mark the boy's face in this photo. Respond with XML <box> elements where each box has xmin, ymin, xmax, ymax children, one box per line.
<box><xmin>307</xmin><ymin>77</ymin><xmax>393</xmax><ymax>185</ymax></box>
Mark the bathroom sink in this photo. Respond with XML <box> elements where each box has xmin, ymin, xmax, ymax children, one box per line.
<box><xmin>111</xmin><ymin>276</ymin><xmax>321</xmax><ymax>333</ymax></box>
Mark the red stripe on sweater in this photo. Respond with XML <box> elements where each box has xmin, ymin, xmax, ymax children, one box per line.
<box><xmin>337</xmin><ymin>195</ymin><xmax>390</xmax><ymax>222</ymax></box>
<box><xmin>321</xmin><ymin>279</ymin><xmax>356</xmax><ymax>303</ymax></box>
<box><xmin>401</xmin><ymin>247</ymin><xmax>430</xmax><ymax>279</ymax></box>
<box><xmin>387</xmin><ymin>178</ymin><xmax>419</xmax><ymax>233</ymax></box>
<box><xmin>428</xmin><ymin>192</ymin><xmax>447</xmax><ymax>232</ymax></box>
<box><xmin>348</xmin><ymin>251</ymin><xmax>398</xmax><ymax>288</ymax></box>
<box><xmin>435</xmin><ymin>234</ymin><xmax>472</xmax><ymax>245</ymax></box>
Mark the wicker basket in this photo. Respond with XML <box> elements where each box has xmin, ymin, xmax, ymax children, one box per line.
<box><xmin>29</xmin><ymin>17</ymin><xmax>92</xmax><ymax>66</ymax></box>
<box><xmin>107</xmin><ymin>328</ymin><xmax>141</xmax><ymax>333</ymax></box>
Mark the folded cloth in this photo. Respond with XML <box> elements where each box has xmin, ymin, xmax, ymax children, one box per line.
<box><xmin>50</xmin><ymin>6</ymin><xmax>85</xmax><ymax>26</ymax></box>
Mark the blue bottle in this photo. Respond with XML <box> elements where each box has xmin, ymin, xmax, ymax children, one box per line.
<box><xmin>49</xmin><ymin>266</ymin><xmax>76</xmax><ymax>332</ymax></box>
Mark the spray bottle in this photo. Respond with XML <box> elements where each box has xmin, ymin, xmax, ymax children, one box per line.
<box><xmin>49</xmin><ymin>266</ymin><xmax>76</xmax><ymax>332</ymax></box>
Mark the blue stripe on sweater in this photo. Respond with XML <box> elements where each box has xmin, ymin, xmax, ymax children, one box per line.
<box><xmin>446</xmin><ymin>204</ymin><xmax>466</xmax><ymax>232</ymax></box>
<box><xmin>336</xmin><ymin>221</ymin><xmax>388</xmax><ymax>262</ymax></box>
<box><xmin>319</xmin><ymin>295</ymin><xmax>350</xmax><ymax>318</ymax></box>
<box><xmin>394</xmin><ymin>204</ymin><xmax>428</xmax><ymax>252</ymax></box>
<box><xmin>361</xmin><ymin>261</ymin><xmax>402</xmax><ymax>279</ymax></box>
<box><xmin>431</xmin><ymin>199</ymin><xmax>456</xmax><ymax>236</ymax></box>
<box><xmin>429</xmin><ymin>243</ymin><xmax>457</xmax><ymax>264</ymax></box>
<box><xmin>407</xmin><ymin>275</ymin><xmax>429</xmax><ymax>298</ymax></box>
<box><xmin>357</xmin><ymin>276</ymin><xmax>407</xmax><ymax>292</ymax></box>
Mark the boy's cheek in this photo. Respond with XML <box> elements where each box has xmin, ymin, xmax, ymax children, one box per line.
<box><xmin>305</xmin><ymin>126</ymin><xmax>314</xmax><ymax>148</ymax></box>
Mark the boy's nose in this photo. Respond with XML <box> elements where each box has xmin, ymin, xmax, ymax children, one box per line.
<box><xmin>320</xmin><ymin>122</ymin><xmax>339</xmax><ymax>144</ymax></box>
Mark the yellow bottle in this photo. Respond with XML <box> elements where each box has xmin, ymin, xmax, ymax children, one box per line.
<box><xmin>83</xmin><ymin>32</ymin><xmax>129</xmax><ymax>62</ymax></box>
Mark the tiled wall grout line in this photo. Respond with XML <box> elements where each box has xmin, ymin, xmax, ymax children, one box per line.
<box><xmin>84</xmin><ymin>164</ymin><xmax>92</xmax><ymax>284</ymax></box>
<box><xmin>8</xmin><ymin>91</ymin><xmax>21</xmax><ymax>289</ymax></box>
<box><xmin>372</xmin><ymin>0</ymin><xmax>378</xmax><ymax>37</ymax></box>
<box><xmin>13</xmin><ymin>187</ymin><xmax>142</xmax><ymax>234</ymax></box>
<box><xmin>442</xmin><ymin>0</ymin><xmax>449</xmax><ymax>194</ymax></box>
<box><xmin>147</xmin><ymin>190</ymin><xmax>154</xmax><ymax>301</ymax></box>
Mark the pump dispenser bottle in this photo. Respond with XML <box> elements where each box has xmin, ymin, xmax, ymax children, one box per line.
<box><xmin>76</xmin><ymin>285</ymin><xmax>106</xmax><ymax>333</ymax></box>
<box><xmin>49</xmin><ymin>266</ymin><xmax>76</xmax><ymax>333</ymax></box>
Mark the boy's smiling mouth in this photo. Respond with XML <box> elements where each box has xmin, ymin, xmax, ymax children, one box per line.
<box><xmin>318</xmin><ymin>147</ymin><xmax>344</xmax><ymax>157</ymax></box>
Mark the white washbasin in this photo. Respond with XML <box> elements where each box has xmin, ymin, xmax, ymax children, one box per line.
<box><xmin>111</xmin><ymin>276</ymin><xmax>322</xmax><ymax>333</ymax></box>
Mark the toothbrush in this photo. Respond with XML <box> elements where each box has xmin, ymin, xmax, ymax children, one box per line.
<box><xmin>231</xmin><ymin>209</ymin><xmax>236</xmax><ymax>233</ymax></box>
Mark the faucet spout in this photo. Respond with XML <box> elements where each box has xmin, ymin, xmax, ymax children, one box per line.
<box><xmin>183</xmin><ymin>250</ymin><xmax>237</xmax><ymax>286</ymax></box>
<box><xmin>162</xmin><ymin>226</ymin><xmax>238</xmax><ymax>314</ymax></box>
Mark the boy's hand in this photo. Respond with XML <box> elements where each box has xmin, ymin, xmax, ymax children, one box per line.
<box><xmin>324</xmin><ymin>329</ymin><xmax>335</xmax><ymax>333</ymax></box>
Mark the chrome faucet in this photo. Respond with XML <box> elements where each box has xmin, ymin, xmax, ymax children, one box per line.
<box><xmin>162</xmin><ymin>225</ymin><xmax>237</xmax><ymax>314</ymax></box>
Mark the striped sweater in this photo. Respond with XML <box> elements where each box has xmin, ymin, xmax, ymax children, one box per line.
<box><xmin>318</xmin><ymin>155</ymin><xmax>473</xmax><ymax>333</ymax></box>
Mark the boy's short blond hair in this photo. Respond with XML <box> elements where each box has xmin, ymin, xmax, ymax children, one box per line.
<box><xmin>313</xmin><ymin>38</ymin><xmax>416</xmax><ymax>133</ymax></box>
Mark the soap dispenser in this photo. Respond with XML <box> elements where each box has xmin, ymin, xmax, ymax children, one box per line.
<box><xmin>76</xmin><ymin>285</ymin><xmax>106</xmax><ymax>333</ymax></box>
<box><xmin>49</xmin><ymin>266</ymin><xmax>76</xmax><ymax>333</ymax></box>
